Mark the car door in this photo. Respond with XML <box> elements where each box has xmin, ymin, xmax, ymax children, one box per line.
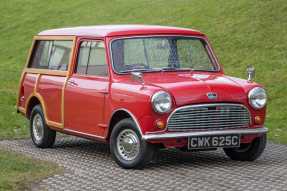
<box><xmin>64</xmin><ymin>39</ymin><xmax>109</xmax><ymax>138</ymax></box>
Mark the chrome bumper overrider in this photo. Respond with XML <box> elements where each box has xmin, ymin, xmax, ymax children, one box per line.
<box><xmin>142</xmin><ymin>127</ymin><xmax>268</xmax><ymax>141</ymax></box>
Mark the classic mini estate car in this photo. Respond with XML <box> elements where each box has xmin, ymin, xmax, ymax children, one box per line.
<box><xmin>17</xmin><ymin>25</ymin><xmax>268</xmax><ymax>168</ymax></box>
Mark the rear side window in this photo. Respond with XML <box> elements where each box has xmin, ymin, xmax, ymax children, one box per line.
<box><xmin>76</xmin><ymin>41</ymin><xmax>108</xmax><ymax>76</ymax></box>
<box><xmin>29</xmin><ymin>40</ymin><xmax>73</xmax><ymax>71</ymax></box>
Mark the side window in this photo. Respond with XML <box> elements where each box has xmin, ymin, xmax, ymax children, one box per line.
<box><xmin>29</xmin><ymin>41</ymin><xmax>51</xmax><ymax>69</ymax></box>
<box><xmin>76</xmin><ymin>41</ymin><xmax>108</xmax><ymax>77</ymax></box>
<box><xmin>76</xmin><ymin>41</ymin><xmax>90</xmax><ymax>74</ymax></box>
<box><xmin>29</xmin><ymin>40</ymin><xmax>73</xmax><ymax>71</ymax></box>
<box><xmin>48</xmin><ymin>41</ymin><xmax>73</xmax><ymax>71</ymax></box>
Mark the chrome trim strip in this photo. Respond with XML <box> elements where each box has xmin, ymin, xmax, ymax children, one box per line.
<box><xmin>142</xmin><ymin>127</ymin><xmax>268</xmax><ymax>140</ymax></box>
<box><xmin>64</xmin><ymin>128</ymin><xmax>105</xmax><ymax>139</ymax></box>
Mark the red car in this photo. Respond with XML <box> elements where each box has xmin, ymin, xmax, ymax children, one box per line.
<box><xmin>17</xmin><ymin>25</ymin><xmax>268</xmax><ymax>169</ymax></box>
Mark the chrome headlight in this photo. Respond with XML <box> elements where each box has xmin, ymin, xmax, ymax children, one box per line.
<box><xmin>248</xmin><ymin>87</ymin><xmax>267</xmax><ymax>109</ymax></box>
<box><xmin>151</xmin><ymin>91</ymin><xmax>172</xmax><ymax>113</ymax></box>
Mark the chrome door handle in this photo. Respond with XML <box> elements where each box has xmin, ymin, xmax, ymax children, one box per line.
<box><xmin>67</xmin><ymin>80</ymin><xmax>78</xmax><ymax>87</ymax></box>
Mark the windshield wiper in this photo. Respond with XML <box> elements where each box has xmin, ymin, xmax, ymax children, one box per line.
<box><xmin>160</xmin><ymin>67</ymin><xmax>177</xmax><ymax>71</ymax></box>
<box><xmin>160</xmin><ymin>67</ymin><xmax>193</xmax><ymax>72</ymax></box>
<box><xmin>121</xmin><ymin>67</ymin><xmax>193</xmax><ymax>73</ymax></box>
<box><xmin>123</xmin><ymin>68</ymin><xmax>159</xmax><ymax>73</ymax></box>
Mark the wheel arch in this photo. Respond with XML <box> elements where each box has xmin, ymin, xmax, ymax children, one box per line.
<box><xmin>25</xmin><ymin>93</ymin><xmax>47</xmax><ymax>119</ymax></box>
<box><xmin>26</xmin><ymin>96</ymin><xmax>41</xmax><ymax>118</ymax></box>
<box><xmin>107</xmin><ymin>108</ymin><xmax>143</xmax><ymax>140</ymax></box>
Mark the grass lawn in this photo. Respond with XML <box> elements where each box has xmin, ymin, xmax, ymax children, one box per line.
<box><xmin>0</xmin><ymin>0</ymin><xmax>286</xmax><ymax>190</ymax></box>
<box><xmin>0</xmin><ymin>149</ymin><xmax>60</xmax><ymax>191</ymax></box>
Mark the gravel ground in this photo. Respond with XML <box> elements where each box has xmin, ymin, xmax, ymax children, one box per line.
<box><xmin>0</xmin><ymin>136</ymin><xmax>286</xmax><ymax>191</ymax></box>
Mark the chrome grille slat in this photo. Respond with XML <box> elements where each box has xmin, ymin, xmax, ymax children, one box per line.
<box><xmin>167</xmin><ymin>104</ymin><xmax>251</xmax><ymax>131</ymax></box>
<box><xmin>175</xmin><ymin>111</ymin><xmax>250</xmax><ymax>116</ymax></box>
<box><xmin>175</xmin><ymin>113</ymin><xmax>245</xmax><ymax>116</ymax></box>
<box><xmin>175</xmin><ymin>109</ymin><xmax>247</xmax><ymax>113</ymax></box>
<box><xmin>168</xmin><ymin>125</ymin><xmax>247</xmax><ymax>129</ymax></box>
<box><xmin>168</xmin><ymin>121</ymin><xmax>249</xmax><ymax>125</ymax></box>
<box><xmin>168</xmin><ymin>124</ymin><xmax>247</xmax><ymax>128</ymax></box>
<box><xmin>168</xmin><ymin>120</ymin><xmax>250</xmax><ymax>125</ymax></box>
<box><xmin>171</xmin><ymin>116</ymin><xmax>249</xmax><ymax>120</ymax></box>
<box><xmin>169</xmin><ymin>116</ymin><xmax>250</xmax><ymax>120</ymax></box>
<box><xmin>168</xmin><ymin>123</ymin><xmax>248</xmax><ymax>127</ymax></box>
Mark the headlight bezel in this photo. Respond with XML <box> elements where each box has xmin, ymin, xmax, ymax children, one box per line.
<box><xmin>151</xmin><ymin>91</ymin><xmax>172</xmax><ymax>114</ymax></box>
<box><xmin>248</xmin><ymin>87</ymin><xmax>267</xmax><ymax>110</ymax></box>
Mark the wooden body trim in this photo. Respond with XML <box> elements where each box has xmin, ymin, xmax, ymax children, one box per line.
<box><xmin>24</xmin><ymin>68</ymin><xmax>67</xmax><ymax>76</ymax></box>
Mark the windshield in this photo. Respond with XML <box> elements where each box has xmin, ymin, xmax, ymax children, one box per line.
<box><xmin>111</xmin><ymin>36</ymin><xmax>218</xmax><ymax>73</ymax></box>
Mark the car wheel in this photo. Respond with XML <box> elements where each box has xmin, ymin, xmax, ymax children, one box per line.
<box><xmin>30</xmin><ymin>105</ymin><xmax>56</xmax><ymax>148</ymax></box>
<box><xmin>110</xmin><ymin>118</ymin><xmax>156</xmax><ymax>169</ymax></box>
<box><xmin>223</xmin><ymin>134</ymin><xmax>267</xmax><ymax>161</ymax></box>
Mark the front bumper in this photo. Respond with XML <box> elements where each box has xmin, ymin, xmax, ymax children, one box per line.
<box><xmin>142</xmin><ymin>127</ymin><xmax>268</xmax><ymax>141</ymax></box>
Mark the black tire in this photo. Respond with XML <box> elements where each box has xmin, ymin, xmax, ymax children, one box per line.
<box><xmin>223</xmin><ymin>134</ymin><xmax>267</xmax><ymax>161</ymax></box>
<box><xmin>110</xmin><ymin>118</ymin><xmax>156</xmax><ymax>169</ymax></box>
<box><xmin>30</xmin><ymin>105</ymin><xmax>56</xmax><ymax>148</ymax></box>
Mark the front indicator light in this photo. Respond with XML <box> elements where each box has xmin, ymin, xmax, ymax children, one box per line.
<box><xmin>254</xmin><ymin>116</ymin><xmax>262</xmax><ymax>124</ymax></box>
<box><xmin>155</xmin><ymin>120</ymin><xmax>165</xmax><ymax>129</ymax></box>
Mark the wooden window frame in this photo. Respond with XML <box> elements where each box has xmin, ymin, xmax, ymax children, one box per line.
<box><xmin>24</xmin><ymin>35</ymin><xmax>77</xmax><ymax>77</ymax></box>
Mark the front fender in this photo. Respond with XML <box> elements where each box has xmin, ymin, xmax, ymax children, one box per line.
<box><xmin>110</xmin><ymin>82</ymin><xmax>168</xmax><ymax>134</ymax></box>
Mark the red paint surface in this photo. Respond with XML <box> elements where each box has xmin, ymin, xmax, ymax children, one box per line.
<box><xmin>37</xmin><ymin>75</ymin><xmax>65</xmax><ymax>123</ymax></box>
<box><xmin>64</xmin><ymin>74</ymin><xmax>109</xmax><ymax>137</ymax></box>
<box><xmin>22</xmin><ymin>73</ymin><xmax>37</xmax><ymax>107</ymax></box>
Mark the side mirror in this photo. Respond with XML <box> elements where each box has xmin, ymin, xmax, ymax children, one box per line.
<box><xmin>247</xmin><ymin>65</ymin><xmax>255</xmax><ymax>82</ymax></box>
<box><xmin>131</xmin><ymin>72</ymin><xmax>144</xmax><ymax>85</ymax></box>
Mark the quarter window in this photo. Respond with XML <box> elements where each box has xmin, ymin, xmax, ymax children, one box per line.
<box><xmin>29</xmin><ymin>40</ymin><xmax>73</xmax><ymax>71</ymax></box>
<box><xmin>76</xmin><ymin>41</ymin><xmax>108</xmax><ymax>76</ymax></box>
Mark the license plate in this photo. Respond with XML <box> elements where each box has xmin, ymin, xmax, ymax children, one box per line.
<box><xmin>188</xmin><ymin>135</ymin><xmax>240</xmax><ymax>149</ymax></box>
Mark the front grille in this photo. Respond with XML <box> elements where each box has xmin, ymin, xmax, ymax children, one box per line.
<box><xmin>167</xmin><ymin>104</ymin><xmax>250</xmax><ymax>131</ymax></box>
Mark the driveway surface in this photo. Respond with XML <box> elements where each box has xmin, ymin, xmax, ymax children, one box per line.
<box><xmin>0</xmin><ymin>136</ymin><xmax>287</xmax><ymax>191</ymax></box>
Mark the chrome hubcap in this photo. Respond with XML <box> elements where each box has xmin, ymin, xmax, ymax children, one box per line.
<box><xmin>116</xmin><ymin>129</ymin><xmax>140</xmax><ymax>161</ymax></box>
<box><xmin>32</xmin><ymin>113</ymin><xmax>44</xmax><ymax>142</ymax></box>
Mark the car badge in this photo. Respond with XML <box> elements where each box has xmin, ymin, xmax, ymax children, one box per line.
<box><xmin>207</xmin><ymin>92</ymin><xmax>217</xmax><ymax>100</ymax></box>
